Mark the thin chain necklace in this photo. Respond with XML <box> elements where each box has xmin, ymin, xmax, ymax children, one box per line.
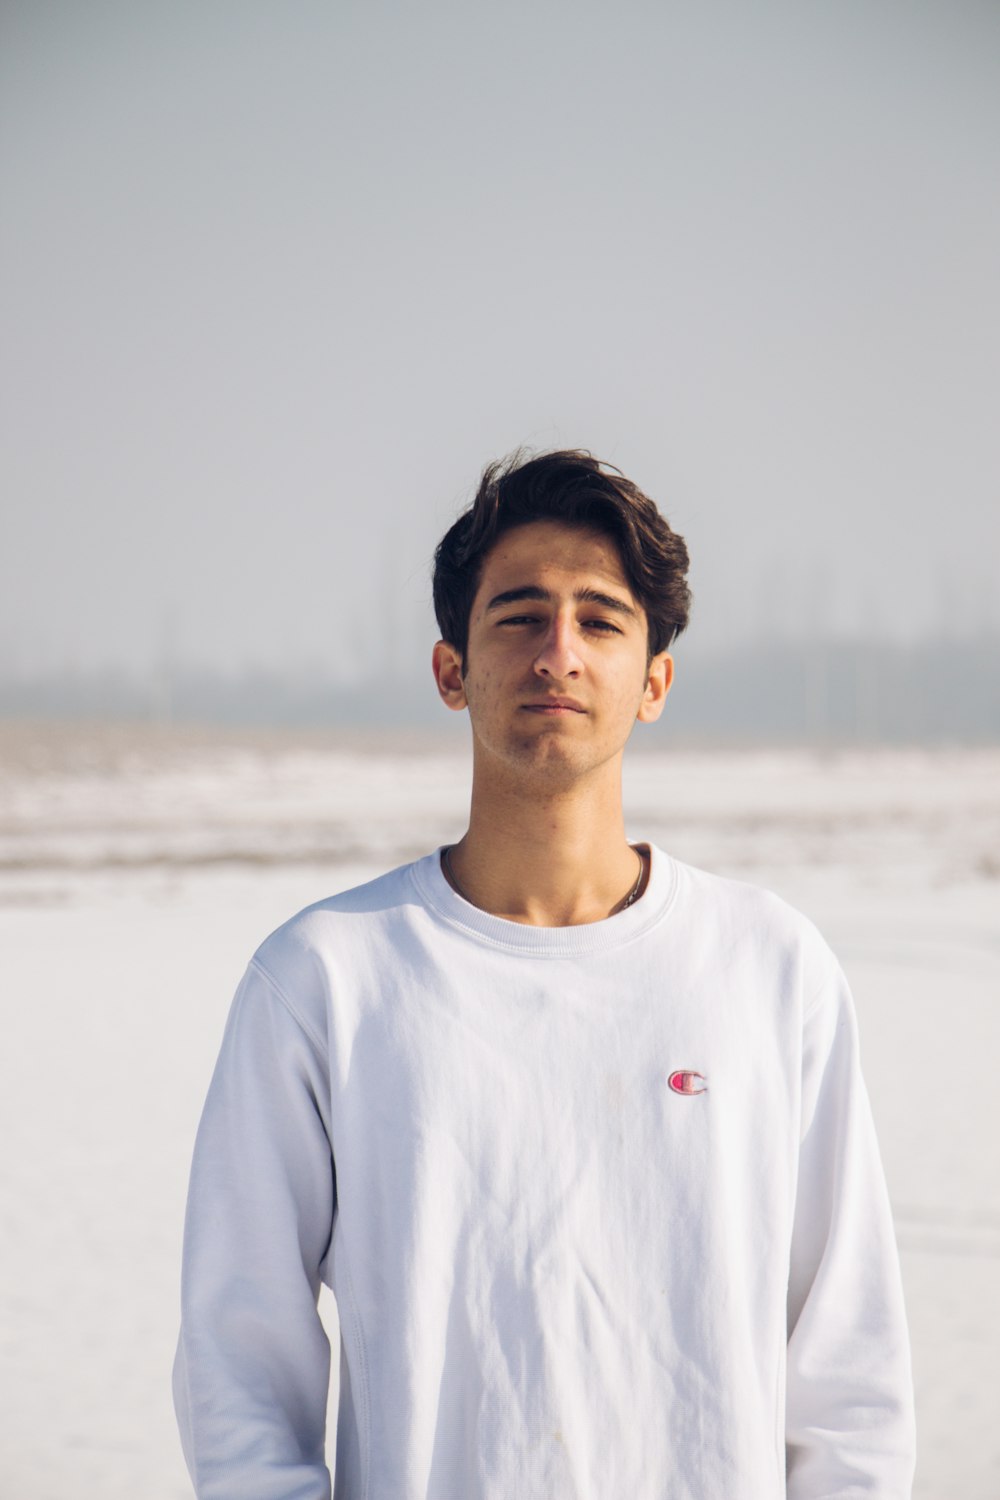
<box><xmin>441</xmin><ymin>844</ymin><xmax>646</xmax><ymax>917</ymax></box>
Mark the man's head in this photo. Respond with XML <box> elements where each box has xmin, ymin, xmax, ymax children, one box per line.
<box><xmin>432</xmin><ymin>449</ymin><xmax>691</xmax><ymax>670</ymax></box>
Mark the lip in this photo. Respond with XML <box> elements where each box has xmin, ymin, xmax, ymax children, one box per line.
<box><xmin>521</xmin><ymin>698</ymin><xmax>586</xmax><ymax>714</ymax></box>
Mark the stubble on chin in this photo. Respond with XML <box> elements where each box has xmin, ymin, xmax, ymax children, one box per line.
<box><xmin>482</xmin><ymin>716</ymin><xmax>631</xmax><ymax>796</ymax></box>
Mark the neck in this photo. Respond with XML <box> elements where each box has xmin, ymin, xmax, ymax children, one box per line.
<box><xmin>444</xmin><ymin>753</ymin><xmax>645</xmax><ymax>926</ymax></box>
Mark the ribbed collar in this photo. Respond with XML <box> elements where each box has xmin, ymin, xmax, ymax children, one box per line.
<box><xmin>409</xmin><ymin>841</ymin><xmax>679</xmax><ymax>958</ymax></box>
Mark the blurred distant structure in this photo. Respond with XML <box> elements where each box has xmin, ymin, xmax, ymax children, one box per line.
<box><xmin>1</xmin><ymin>634</ymin><xmax>996</xmax><ymax>744</ymax></box>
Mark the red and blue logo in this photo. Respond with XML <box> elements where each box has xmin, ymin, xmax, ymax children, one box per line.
<box><xmin>668</xmin><ymin>1069</ymin><xmax>707</xmax><ymax>1096</ymax></box>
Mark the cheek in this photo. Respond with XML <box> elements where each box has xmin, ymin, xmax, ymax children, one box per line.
<box><xmin>618</xmin><ymin>672</ymin><xmax>654</xmax><ymax>718</ymax></box>
<box><xmin>464</xmin><ymin>667</ymin><xmax>497</xmax><ymax>710</ymax></box>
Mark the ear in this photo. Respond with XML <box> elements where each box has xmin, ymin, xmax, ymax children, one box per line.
<box><xmin>636</xmin><ymin>652</ymin><xmax>673</xmax><ymax>725</ymax></box>
<box><xmin>432</xmin><ymin>640</ymin><xmax>468</xmax><ymax>712</ymax></box>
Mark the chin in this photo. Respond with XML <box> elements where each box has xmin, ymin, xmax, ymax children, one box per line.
<box><xmin>511</xmin><ymin>735</ymin><xmax>609</xmax><ymax>782</ymax></box>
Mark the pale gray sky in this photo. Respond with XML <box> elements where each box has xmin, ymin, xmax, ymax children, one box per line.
<box><xmin>3</xmin><ymin>0</ymin><xmax>998</xmax><ymax>686</ymax></box>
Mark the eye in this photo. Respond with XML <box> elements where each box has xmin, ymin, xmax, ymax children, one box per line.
<box><xmin>497</xmin><ymin>613</ymin><xmax>542</xmax><ymax>627</ymax></box>
<box><xmin>583</xmin><ymin>619</ymin><xmax>623</xmax><ymax>634</ymax></box>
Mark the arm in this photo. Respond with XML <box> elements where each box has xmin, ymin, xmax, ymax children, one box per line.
<box><xmin>785</xmin><ymin>970</ymin><xmax>916</xmax><ymax>1498</ymax></box>
<box><xmin>173</xmin><ymin>961</ymin><xmax>336</xmax><ymax>1500</ymax></box>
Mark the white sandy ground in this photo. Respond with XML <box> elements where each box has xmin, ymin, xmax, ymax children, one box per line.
<box><xmin>0</xmin><ymin>727</ymin><xmax>998</xmax><ymax>1499</ymax></box>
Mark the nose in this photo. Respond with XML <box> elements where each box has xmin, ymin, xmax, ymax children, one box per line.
<box><xmin>533</xmin><ymin>611</ymin><xmax>582</xmax><ymax>679</ymax></box>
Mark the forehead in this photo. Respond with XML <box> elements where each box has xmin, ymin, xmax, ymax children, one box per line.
<box><xmin>474</xmin><ymin>520</ymin><xmax>632</xmax><ymax>598</ymax></box>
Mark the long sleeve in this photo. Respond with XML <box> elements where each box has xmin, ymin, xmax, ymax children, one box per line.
<box><xmin>173</xmin><ymin>960</ymin><xmax>337</xmax><ymax>1500</ymax></box>
<box><xmin>785</xmin><ymin>968</ymin><xmax>916</xmax><ymax>1498</ymax></box>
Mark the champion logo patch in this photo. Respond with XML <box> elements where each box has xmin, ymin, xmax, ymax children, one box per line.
<box><xmin>668</xmin><ymin>1069</ymin><xmax>707</xmax><ymax>1096</ymax></box>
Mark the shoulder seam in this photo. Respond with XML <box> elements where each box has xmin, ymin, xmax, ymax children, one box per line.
<box><xmin>247</xmin><ymin>954</ymin><xmax>327</xmax><ymax>1058</ymax></box>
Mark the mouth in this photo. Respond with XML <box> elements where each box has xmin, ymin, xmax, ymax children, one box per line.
<box><xmin>520</xmin><ymin>699</ymin><xmax>586</xmax><ymax>715</ymax></box>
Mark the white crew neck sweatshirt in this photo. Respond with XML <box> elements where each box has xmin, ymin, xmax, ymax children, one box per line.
<box><xmin>174</xmin><ymin>845</ymin><xmax>915</xmax><ymax>1500</ymax></box>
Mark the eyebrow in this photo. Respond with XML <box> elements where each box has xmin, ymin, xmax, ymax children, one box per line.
<box><xmin>485</xmin><ymin>585</ymin><xmax>640</xmax><ymax>620</ymax></box>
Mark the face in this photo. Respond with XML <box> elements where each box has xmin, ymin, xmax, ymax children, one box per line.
<box><xmin>433</xmin><ymin>520</ymin><xmax>673</xmax><ymax>788</ymax></box>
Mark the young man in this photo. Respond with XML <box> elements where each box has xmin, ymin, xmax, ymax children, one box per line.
<box><xmin>174</xmin><ymin>450</ymin><xmax>915</xmax><ymax>1499</ymax></box>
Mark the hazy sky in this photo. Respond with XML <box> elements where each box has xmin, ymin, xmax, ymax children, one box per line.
<box><xmin>3</xmin><ymin>0</ymin><xmax>998</xmax><ymax>685</ymax></box>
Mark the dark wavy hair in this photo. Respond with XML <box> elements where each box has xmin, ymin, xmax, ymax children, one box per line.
<box><xmin>433</xmin><ymin>449</ymin><xmax>692</xmax><ymax>666</ymax></box>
